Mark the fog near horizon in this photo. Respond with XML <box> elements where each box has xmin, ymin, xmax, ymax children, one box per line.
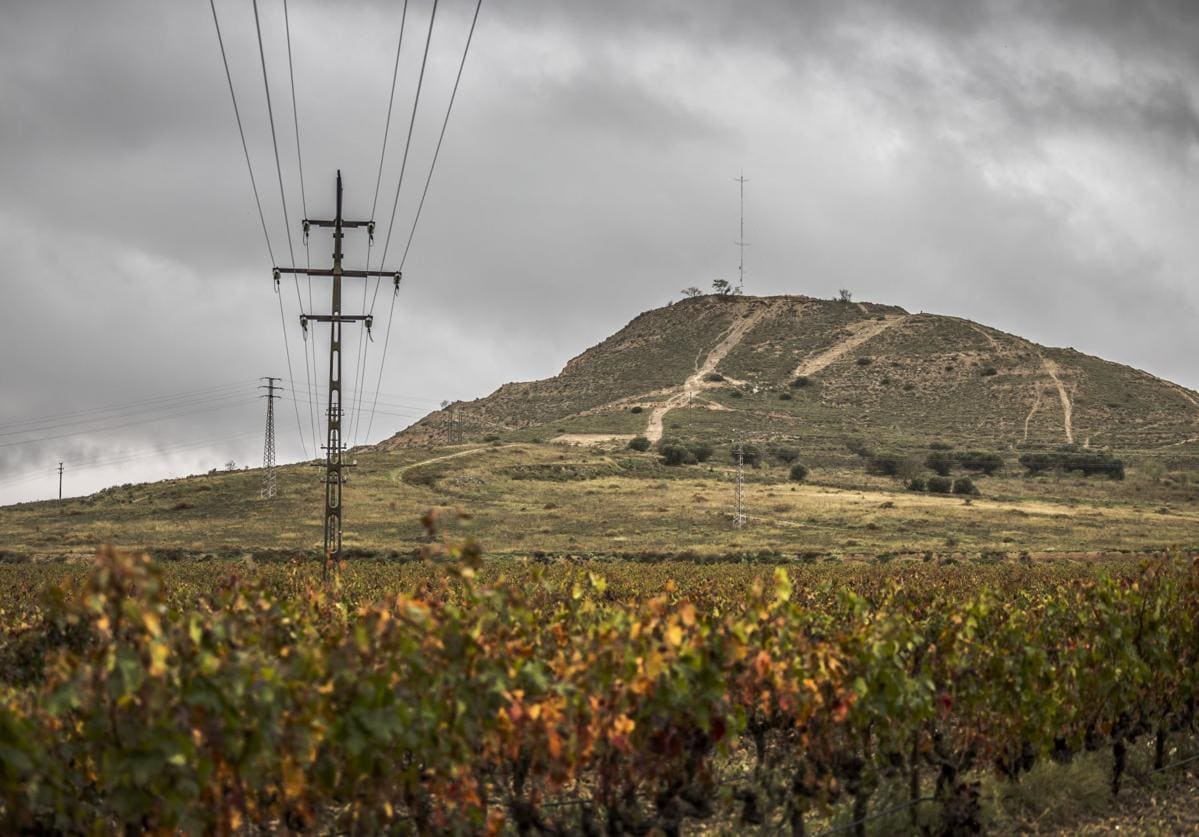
<box><xmin>2</xmin><ymin>0</ymin><xmax>1198</xmax><ymax>504</ymax></box>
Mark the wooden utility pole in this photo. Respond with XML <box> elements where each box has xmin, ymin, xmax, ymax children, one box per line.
<box><xmin>275</xmin><ymin>171</ymin><xmax>400</xmax><ymax>575</ymax></box>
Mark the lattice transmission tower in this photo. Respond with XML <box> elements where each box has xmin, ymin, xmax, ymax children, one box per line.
<box><xmin>260</xmin><ymin>376</ymin><xmax>281</xmax><ymax>499</ymax></box>
<box><xmin>274</xmin><ymin>171</ymin><xmax>399</xmax><ymax>575</ymax></box>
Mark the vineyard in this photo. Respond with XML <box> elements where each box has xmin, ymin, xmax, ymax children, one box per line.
<box><xmin>1</xmin><ymin>526</ymin><xmax>1197</xmax><ymax>834</ymax></box>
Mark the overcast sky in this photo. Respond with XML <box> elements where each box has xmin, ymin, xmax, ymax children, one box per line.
<box><xmin>2</xmin><ymin>0</ymin><xmax>1198</xmax><ymax>503</ymax></box>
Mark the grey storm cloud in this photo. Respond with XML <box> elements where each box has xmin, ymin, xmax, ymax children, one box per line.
<box><xmin>2</xmin><ymin>0</ymin><xmax>1198</xmax><ymax>502</ymax></box>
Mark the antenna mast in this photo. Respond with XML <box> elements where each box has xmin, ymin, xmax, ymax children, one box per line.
<box><xmin>734</xmin><ymin>172</ymin><xmax>749</xmax><ymax>292</ymax></box>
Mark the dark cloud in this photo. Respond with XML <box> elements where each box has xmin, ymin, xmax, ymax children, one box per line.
<box><xmin>2</xmin><ymin>0</ymin><xmax>1199</xmax><ymax>502</ymax></box>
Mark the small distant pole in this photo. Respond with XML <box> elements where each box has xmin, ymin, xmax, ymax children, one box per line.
<box><xmin>260</xmin><ymin>377</ymin><xmax>281</xmax><ymax>499</ymax></box>
<box><xmin>57</xmin><ymin>462</ymin><xmax>63</xmax><ymax>500</ymax></box>
<box><xmin>442</xmin><ymin>400</ymin><xmax>458</xmax><ymax>444</ymax></box>
<box><xmin>734</xmin><ymin>437</ymin><xmax>746</xmax><ymax>528</ymax></box>
<box><xmin>734</xmin><ymin>171</ymin><xmax>749</xmax><ymax>292</ymax></box>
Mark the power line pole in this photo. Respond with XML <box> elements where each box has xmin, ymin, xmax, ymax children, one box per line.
<box><xmin>57</xmin><ymin>461</ymin><xmax>63</xmax><ymax>500</ymax></box>
<box><xmin>275</xmin><ymin>171</ymin><xmax>399</xmax><ymax>576</ymax></box>
<box><xmin>734</xmin><ymin>171</ymin><xmax>749</xmax><ymax>292</ymax></box>
<box><xmin>734</xmin><ymin>437</ymin><xmax>746</xmax><ymax>528</ymax></box>
<box><xmin>260</xmin><ymin>377</ymin><xmax>281</xmax><ymax>499</ymax></box>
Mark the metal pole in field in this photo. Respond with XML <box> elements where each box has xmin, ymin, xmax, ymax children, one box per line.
<box><xmin>57</xmin><ymin>462</ymin><xmax>63</xmax><ymax>500</ymax></box>
<box><xmin>260</xmin><ymin>377</ymin><xmax>281</xmax><ymax>499</ymax></box>
<box><xmin>734</xmin><ymin>437</ymin><xmax>746</xmax><ymax>528</ymax></box>
<box><xmin>274</xmin><ymin>171</ymin><xmax>400</xmax><ymax>576</ymax></box>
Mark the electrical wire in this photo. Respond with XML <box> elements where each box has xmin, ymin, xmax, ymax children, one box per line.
<box><xmin>375</xmin><ymin>0</ymin><xmax>440</xmax><ymax>270</ymax></box>
<box><xmin>0</xmin><ymin>396</ymin><xmax>262</xmax><ymax>450</ymax></box>
<box><xmin>210</xmin><ymin>0</ymin><xmax>310</xmax><ymax>459</ymax></box>
<box><xmin>348</xmin><ymin>0</ymin><xmax>411</xmax><ymax>447</ymax></box>
<box><xmin>252</xmin><ymin>0</ymin><xmax>315</xmax><ymax>458</ymax></box>
<box><xmin>0</xmin><ymin>387</ymin><xmax>259</xmax><ymax>440</ymax></box>
<box><xmin>396</xmin><ymin>0</ymin><xmax>482</xmax><ymax>272</ymax></box>
<box><xmin>283</xmin><ymin>0</ymin><xmax>322</xmax><ymax>454</ymax></box>
<box><xmin>0</xmin><ymin>379</ymin><xmax>258</xmax><ymax>433</ymax></box>
<box><xmin>363</xmin><ymin>0</ymin><xmax>482</xmax><ymax>445</ymax></box>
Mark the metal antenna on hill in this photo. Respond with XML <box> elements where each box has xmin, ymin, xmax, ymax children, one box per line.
<box><xmin>735</xmin><ymin>172</ymin><xmax>749</xmax><ymax>292</ymax></box>
<box><xmin>260</xmin><ymin>377</ymin><xmax>281</xmax><ymax>499</ymax></box>
<box><xmin>57</xmin><ymin>462</ymin><xmax>63</xmax><ymax>500</ymax></box>
<box><xmin>734</xmin><ymin>437</ymin><xmax>746</xmax><ymax>528</ymax></box>
<box><xmin>274</xmin><ymin>171</ymin><xmax>400</xmax><ymax>576</ymax></box>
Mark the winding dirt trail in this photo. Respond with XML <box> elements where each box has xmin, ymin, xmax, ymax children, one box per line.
<box><xmin>1041</xmin><ymin>358</ymin><xmax>1074</xmax><ymax>444</ymax></box>
<box><xmin>645</xmin><ymin>305</ymin><xmax>774</xmax><ymax>442</ymax></box>
<box><xmin>792</xmin><ymin>315</ymin><xmax>906</xmax><ymax>378</ymax></box>
<box><xmin>1022</xmin><ymin>382</ymin><xmax>1043</xmax><ymax>444</ymax></box>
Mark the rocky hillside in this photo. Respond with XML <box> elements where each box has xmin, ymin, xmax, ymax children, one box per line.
<box><xmin>381</xmin><ymin>295</ymin><xmax>1199</xmax><ymax>455</ymax></box>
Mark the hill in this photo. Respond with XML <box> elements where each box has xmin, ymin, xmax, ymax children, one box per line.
<box><xmin>4</xmin><ymin>293</ymin><xmax>1199</xmax><ymax>564</ymax></box>
<box><xmin>384</xmin><ymin>294</ymin><xmax>1199</xmax><ymax>457</ymax></box>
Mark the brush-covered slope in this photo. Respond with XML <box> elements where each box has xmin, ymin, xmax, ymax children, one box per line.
<box><xmin>383</xmin><ymin>295</ymin><xmax>1199</xmax><ymax>454</ymax></box>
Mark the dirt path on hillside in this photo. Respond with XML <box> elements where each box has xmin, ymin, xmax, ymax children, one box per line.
<box><xmin>968</xmin><ymin>322</ymin><xmax>1000</xmax><ymax>350</ymax></box>
<box><xmin>1022</xmin><ymin>382</ymin><xmax>1043</xmax><ymax>444</ymax></box>
<box><xmin>396</xmin><ymin>447</ymin><xmax>492</xmax><ymax>476</ymax></box>
<box><xmin>792</xmin><ymin>315</ymin><xmax>906</xmax><ymax>378</ymax></box>
<box><xmin>1041</xmin><ymin>358</ymin><xmax>1074</xmax><ymax>444</ymax></box>
<box><xmin>645</xmin><ymin>305</ymin><xmax>775</xmax><ymax>442</ymax></box>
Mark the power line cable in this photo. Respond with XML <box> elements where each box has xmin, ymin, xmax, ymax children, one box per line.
<box><xmin>0</xmin><ymin>396</ymin><xmax>262</xmax><ymax>450</ymax></box>
<box><xmin>252</xmin><ymin>0</ymin><xmax>315</xmax><ymax>457</ymax></box>
<box><xmin>282</xmin><ymin>0</ymin><xmax>322</xmax><ymax>453</ymax></box>
<box><xmin>375</xmin><ymin>0</ymin><xmax>440</xmax><ymax>271</ymax></box>
<box><xmin>348</xmin><ymin>0</ymin><xmax>411</xmax><ymax>447</ymax></box>
<box><xmin>0</xmin><ymin>387</ymin><xmax>259</xmax><ymax>439</ymax></box>
<box><xmin>364</xmin><ymin>0</ymin><xmax>482</xmax><ymax>444</ymax></box>
<box><xmin>396</xmin><ymin>0</ymin><xmax>483</xmax><ymax>271</ymax></box>
<box><xmin>0</xmin><ymin>379</ymin><xmax>258</xmax><ymax>432</ymax></box>
<box><xmin>210</xmin><ymin>0</ymin><xmax>309</xmax><ymax>459</ymax></box>
<box><xmin>359</xmin><ymin>0</ymin><xmax>443</xmax><ymax>445</ymax></box>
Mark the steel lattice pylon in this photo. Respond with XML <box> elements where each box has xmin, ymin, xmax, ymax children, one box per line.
<box><xmin>261</xmin><ymin>377</ymin><xmax>281</xmax><ymax>499</ymax></box>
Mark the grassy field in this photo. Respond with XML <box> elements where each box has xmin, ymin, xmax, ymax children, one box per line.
<box><xmin>3</xmin><ymin>439</ymin><xmax>1197</xmax><ymax>562</ymax></box>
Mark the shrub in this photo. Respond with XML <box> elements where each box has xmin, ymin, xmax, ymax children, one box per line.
<box><xmin>482</xmin><ymin>434</ymin><xmax>501</xmax><ymax>442</ymax></box>
<box><xmin>690</xmin><ymin>441</ymin><xmax>714</xmax><ymax>462</ymax></box>
<box><xmin>627</xmin><ymin>436</ymin><xmax>651</xmax><ymax>452</ymax></box>
<box><xmin>790</xmin><ymin>376</ymin><xmax>812</xmax><ymax>389</ymax></box>
<box><xmin>778</xmin><ymin>391</ymin><xmax>793</xmax><ymax>401</ymax></box>
<box><xmin>769</xmin><ymin>445</ymin><xmax>801</xmax><ymax>464</ymax></box>
<box><xmin>955</xmin><ymin>451</ymin><xmax>1003</xmax><ymax>476</ymax></box>
<box><xmin>789</xmin><ymin>462</ymin><xmax>809</xmax><ymax>482</ymax></box>
<box><xmin>926</xmin><ymin>452</ymin><xmax>954</xmax><ymax>477</ymax></box>
<box><xmin>703</xmin><ymin>372</ymin><xmax>724</xmax><ymax>383</ymax></box>
<box><xmin>866</xmin><ymin>453</ymin><xmax>916</xmax><ymax>477</ymax></box>
<box><xmin>907</xmin><ymin>477</ymin><xmax>927</xmax><ymax>492</ymax></box>
<box><xmin>927</xmin><ymin>476</ymin><xmax>953</xmax><ymax>494</ymax></box>
<box><xmin>630</xmin><ymin>406</ymin><xmax>643</xmax><ymax>414</ymax></box>
<box><xmin>1019</xmin><ymin>449</ymin><xmax>1124</xmax><ymax>480</ymax></box>
<box><xmin>855</xmin><ymin>356</ymin><xmax>874</xmax><ymax>367</ymax></box>
<box><xmin>952</xmin><ymin>477</ymin><xmax>979</xmax><ymax>496</ymax></box>
<box><xmin>929</xmin><ymin>441</ymin><xmax>954</xmax><ymax>451</ymax></box>
<box><xmin>728</xmin><ymin>389</ymin><xmax>743</xmax><ymax>398</ymax></box>
<box><xmin>658</xmin><ymin>439</ymin><xmax>696</xmax><ymax>466</ymax></box>
<box><xmin>981</xmin><ymin>366</ymin><xmax>998</xmax><ymax>377</ymax></box>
